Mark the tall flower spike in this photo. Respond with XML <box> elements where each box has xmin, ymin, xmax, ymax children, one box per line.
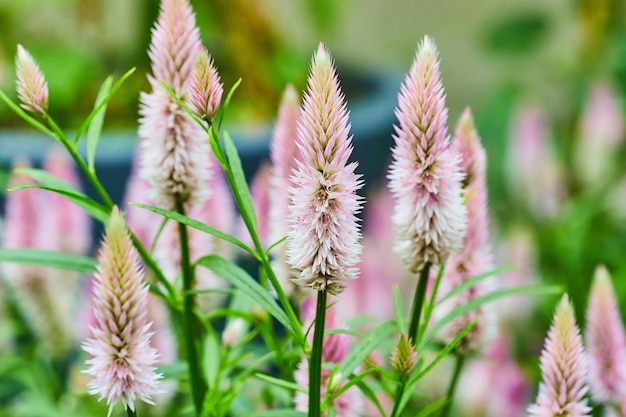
<box><xmin>585</xmin><ymin>266</ymin><xmax>626</xmax><ymax>407</ymax></box>
<box><xmin>15</xmin><ymin>44</ymin><xmax>48</xmax><ymax>116</ymax></box>
<box><xmin>527</xmin><ymin>294</ymin><xmax>591</xmax><ymax>417</ymax></box>
<box><xmin>287</xmin><ymin>44</ymin><xmax>363</xmax><ymax>295</ymax></box>
<box><xmin>82</xmin><ymin>207</ymin><xmax>161</xmax><ymax>414</ymax></box>
<box><xmin>388</xmin><ymin>35</ymin><xmax>466</xmax><ymax>272</ymax></box>
<box><xmin>434</xmin><ymin>108</ymin><xmax>496</xmax><ymax>352</ymax></box>
<box><xmin>269</xmin><ymin>85</ymin><xmax>301</xmax><ymax>295</ymax></box>
<box><xmin>138</xmin><ymin>0</ymin><xmax>212</xmax><ymax>206</ymax></box>
<box><xmin>189</xmin><ymin>46</ymin><xmax>223</xmax><ymax>120</ymax></box>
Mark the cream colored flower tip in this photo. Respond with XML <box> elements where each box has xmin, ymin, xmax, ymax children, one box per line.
<box><xmin>15</xmin><ymin>44</ymin><xmax>48</xmax><ymax>116</ymax></box>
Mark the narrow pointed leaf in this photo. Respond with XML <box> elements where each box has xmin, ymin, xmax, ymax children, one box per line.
<box><xmin>437</xmin><ymin>263</ymin><xmax>517</xmax><ymax>304</ymax></box>
<box><xmin>86</xmin><ymin>76</ymin><xmax>113</xmax><ymax>172</ymax></box>
<box><xmin>335</xmin><ymin>320</ymin><xmax>396</xmax><ymax>379</ymax></box>
<box><xmin>73</xmin><ymin>67</ymin><xmax>136</xmax><ymax>144</ymax></box>
<box><xmin>215</xmin><ymin>79</ymin><xmax>242</xmax><ymax>132</ymax></box>
<box><xmin>243</xmin><ymin>411</ymin><xmax>306</xmax><ymax>417</ymax></box>
<box><xmin>8</xmin><ymin>183</ymin><xmax>109</xmax><ymax>223</ymax></box>
<box><xmin>393</xmin><ymin>284</ymin><xmax>408</xmax><ymax>335</ymax></box>
<box><xmin>195</xmin><ymin>255</ymin><xmax>293</xmax><ymax>336</ymax></box>
<box><xmin>0</xmin><ymin>248</ymin><xmax>97</xmax><ymax>274</ymax></box>
<box><xmin>420</xmin><ymin>284</ymin><xmax>562</xmax><ymax>350</ymax></box>
<box><xmin>223</xmin><ymin>131</ymin><xmax>257</xmax><ymax>230</ymax></box>
<box><xmin>254</xmin><ymin>373</ymin><xmax>308</xmax><ymax>393</ymax></box>
<box><xmin>131</xmin><ymin>202</ymin><xmax>256</xmax><ymax>257</ymax></box>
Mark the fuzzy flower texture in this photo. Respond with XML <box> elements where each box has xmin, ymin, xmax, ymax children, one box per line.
<box><xmin>138</xmin><ymin>0</ymin><xmax>212</xmax><ymax>206</ymax></box>
<box><xmin>287</xmin><ymin>44</ymin><xmax>362</xmax><ymax>295</ymax></box>
<box><xmin>388</xmin><ymin>36</ymin><xmax>466</xmax><ymax>272</ymax></box>
<box><xmin>528</xmin><ymin>295</ymin><xmax>590</xmax><ymax>417</ymax></box>
<box><xmin>15</xmin><ymin>44</ymin><xmax>48</xmax><ymax>116</ymax></box>
<box><xmin>82</xmin><ymin>208</ymin><xmax>161</xmax><ymax>414</ymax></box>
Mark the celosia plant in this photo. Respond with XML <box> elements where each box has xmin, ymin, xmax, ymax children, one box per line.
<box><xmin>0</xmin><ymin>1</ymin><xmax>616</xmax><ymax>417</ymax></box>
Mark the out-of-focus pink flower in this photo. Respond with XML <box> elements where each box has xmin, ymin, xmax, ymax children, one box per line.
<box><xmin>41</xmin><ymin>146</ymin><xmax>90</xmax><ymax>255</ymax></box>
<box><xmin>123</xmin><ymin>157</ymin><xmax>160</xmax><ymax>250</ymax></box>
<box><xmin>457</xmin><ymin>332</ymin><xmax>530</xmax><ymax>417</ymax></box>
<box><xmin>507</xmin><ymin>105</ymin><xmax>564</xmax><ymax>218</ymax></box>
<box><xmin>294</xmin><ymin>298</ymin><xmax>363</xmax><ymax>416</ymax></box>
<box><xmin>269</xmin><ymin>85</ymin><xmax>301</xmax><ymax>296</ymax></box>
<box><xmin>138</xmin><ymin>0</ymin><xmax>212</xmax><ymax>206</ymax></box>
<box><xmin>82</xmin><ymin>207</ymin><xmax>161</xmax><ymax>413</ymax></box>
<box><xmin>155</xmin><ymin>156</ymin><xmax>233</xmax><ymax>312</ymax></box>
<box><xmin>388</xmin><ymin>35</ymin><xmax>466</xmax><ymax>272</ymax></box>
<box><xmin>189</xmin><ymin>46</ymin><xmax>223</xmax><ymax>120</ymax></box>
<box><xmin>1</xmin><ymin>161</ymin><xmax>74</xmax><ymax>358</ymax></box>
<box><xmin>15</xmin><ymin>44</ymin><xmax>48</xmax><ymax>116</ymax></box>
<box><xmin>287</xmin><ymin>44</ymin><xmax>362</xmax><ymax>295</ymax></box>
<box><xmin>527</xmin><ymin>295</ymin><xmax>590</xmax><ymax>417</ymax></box>
<box><xmin>575</xmin><ymin>81</ymin><xmax>624</xmax><ymax>187</ymax></box>
<box><xmin>585</xmin><ymin>266</ymin><xmax>626</xmax><ymax>407</ymax></box>
<box><xmin>435</xmin><ymin>109</ymin><xmax>495</xmax><ymax>352</ymax></box>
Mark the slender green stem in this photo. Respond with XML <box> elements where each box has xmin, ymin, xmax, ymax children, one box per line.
<box><xmin>420</xmin><ymin>265</ymin><xmax>445</xmax><ymax>339</ymax></box>
<box><xmin>440</xmin><ymin>354</ymin><xmax>465</xmax><ymax>417</ymax></box>
<box><xmin>176</xmin><ymin>201</ymin><xmax>208</xmax><ymax>416</ymax></box>
<box><xmin>408</xmin><ymin>262</ymin><xmax>431</xmax><ymax>344</ymax></box>
<box><xmin>126</xmin><ymin>407</ymin><xmax>137</xmax><ymax>417</ymax></box>
<box><xmin>309</xmin><ymin>289</ymin><xmax>327</xmax><ymax>417</ymax></box>
<box><xmin>389</xmin><ymin>379</ymin><xmax>406</xmax><ymax>417</ymax></box>
<box><xmin>130</xmin><ymin>232</ymin><xmax>177</xmax><ymax>302</ymax></box>
<box><xmin>46</xmin><ymin>115</ymin><xmax>113</xmax><ymax>208</ymax></box>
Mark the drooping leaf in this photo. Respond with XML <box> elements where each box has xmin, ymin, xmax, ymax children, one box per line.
<box><xmin>86</xmin><ymin>76</ymin><xmax>113</xmax><ymax>173</ymax></box>
<box><xmin>0</xmin><ymin>248</ymin><xmax>97</xmax><ymax>274</ymax></box>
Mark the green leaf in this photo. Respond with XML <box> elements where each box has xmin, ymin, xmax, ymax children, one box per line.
<box><xmin>223</xmin><ymin>131</ymin><xmax>257</xmax><ymax>230</ymax></box>
<box><xmin>0</xmin><ymin>248</ymin><xmax>97</xmax><ymax>274</ymax></box>
<box><xmin>195</xmin><ymin>255</ymin><xmax>294</xmax><ymax>336</ymax></box>
<box><xmin>420</xmin><ymin>284</ymin><xmax>562</xmax><ymax>351</ymax></box>
<box><xmin>356</xmin><ymin>379</ymin><xmax>388</xmax><ymax>417</ymax></box>
<box><xmin>437</xmin><ymin>263</ymin><xmax>517</xmax><ymax>305</ymax></box>
<box><xmin>156</xmin><ymin>361</ymin><xmax>188</xmax><ymax>380</ymax></box>
<box><xmin>335</xmin><ymin>320</ymin><xmax>396</xmax><ymax>379</ymax></box>
<box><xmin>414</xmin><ymin>396</ymin><xmax>448</xmax><ymax>417</ymax></box>
<box><xmin>159</xmin><ymin>81</ymin><xmax>207</xmax><ymax>129</ymax></box>
<box><xmin>393</xmin><ymin>284</ymin><xmax>407</xmax><ymax>335</ymax></box>
<box><xmin>215</xmin><ymin>78</ymin><xmax>242</xmax><ymax>132</ymax></box>
<box><xmin>86</xmin><ymin>76</ymin><xmax>113</xmax><ymax>173</ymax></box>
<box><xmin>8</xmin><ymin>183</ymin><xmax>109</xmax><ymax>223</ymax></box>
<box><xmin>73</xmin><ymin>67</ymin><xmax>136</xmax><ymax>144</ymax></box>
<box><xmin>0</xmin><ymin>89</ymin><xmax>55</xmax><ymax>137</ymax></box>
<box><xmin>254</xmin><ymin>373</ymin><xmax>308</xmax><ymax>393</ymax></box>
<box><xmin>131</xmin><ymin>202</ymin><xmax>257</xmax><ymax>257</ymax></box>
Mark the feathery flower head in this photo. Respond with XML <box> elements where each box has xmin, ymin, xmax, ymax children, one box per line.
<box><xmin>527</xmin><ymin>294</ymin><xmax>590</xmax><ymax>417</ymax></box>
<box><xmin>453</xmin><ymin>107</ymin><xmax>486</xmax><ymax>187</ymax></box>
<box><xmin>139</xmin><ymin>0</ymin><xmax>212</xmax><ymax>206</ymax></box>
<box><xmin>15</xmin><ymin>44</ymin><xmax>48</xmax><ymax>116</ymax></box>
<box><xmin>585</xmin><ymin>265</ymin><xmax>626</xmax><ymax>404</ymax></box>
<box><xmin>269</xmin><ymin>85</ymin><xmax>302</xmax><ymax>295</ymax></box>
<box><xmin>189</xmin><ymin>46</ymin><xmax>223</xmax><ymax>120</ymax></box>
<box><xmin>388</xmin><ymin>35</ymin><xmax>467</xmax><ymax>272</ymax></box>
<box><xmin>391</xmin><ymin>334</ymin><xmax>417</xmax><ymax>377</ymax></box>
<box><xmin>287</xmin><ymin>43</ymin><xmax>363</xmax><ymax>295</ymax></box>
<box><xmin>82</xmin><ymin>207</ymin><xmax>161</xmax><ymax>414</ymax></box>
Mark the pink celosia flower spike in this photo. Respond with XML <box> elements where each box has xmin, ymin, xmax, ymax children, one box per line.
<box><xmin>139</xmin><ymin>0</ymin><xmax>211</xmax><ymax>206</ymax></box>
<box><xmin>527</xmin><ymin>294</ymin><xmax>591</xmax><ymax>417</ymax></box>
<box><xmin>388</xmin><ymin>36</ymin><xmax>466</xmax><ymax>272</ymax></box>
<box><xmin>189</xmin><ymin>46</ymin><xmax>223</xmax><ymax>121</ymax></box>
<box><xmin>286</xmin><ymin>44</ymin><xmax>363</xmax><ymax>295</ymax></box>
<box><xmin>269</xmin><ymin>85</ymin><xmax>301</xmax><ymax>295</ymax></box>
<box><xmin>82</xmin><ymin>207</ymin><xmax>161</xmax><ymax>414</ymax></box>
<box><xmin>435</xmin><ymin>108</ymin><xmax>495</xmax><ymax>352</ymax></box>
<box><xmin>15</xmin><ymin>44</ymin><xmax>48</xmax><ymax>116</ymax></box>
<box><xmin>585</xmin><ymin>266</ymin><xmax>626</xmax><ymax>409</ymax></box>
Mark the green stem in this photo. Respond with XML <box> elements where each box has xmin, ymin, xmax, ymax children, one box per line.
<box><xmin>176</xmin><ymin>201</ymin><xmax>208</xmax><ymax>416</ymax></box>
<box><xmin>308</xmin><ymin>289</ymin><xmax>327</xmax><ymax>417</ymax></box>
<box><xmin>46</xmin><ymin>115</ymin><xmax>113</xmax><ymax>208</ymax></box>
<box><xmin>408</xmin><ymin>262</ymin><xmax>431</xmax><ymax>344</ymax></box>
<box><xmin>389</xmin><ymin>379</ymin><xmax>406</xmax><ymax>417</ymax></box>
<box><xmin>130</xmin><ymin>232</ymin><xmax>177</xmax><ymax>302</ymax></box>
<box><xmin>440</xmin><ymin>354</ymin><xmax>465</xmax><ymax>417</ymax></box>
<box><xmin>419</xmin><ymin>265</ymin><xmax>445</xmax><ymax>339</ymax></box>
<box><xmin>126</xmin><ymin>407</ymin><xmax>137</xmax><ymax>417</ymax></box>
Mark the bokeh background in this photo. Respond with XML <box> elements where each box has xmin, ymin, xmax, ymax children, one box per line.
<box><xmin>0</xmin><ymin>0</ymin><xmax>625</xmax><ymax>415</ymax></box>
